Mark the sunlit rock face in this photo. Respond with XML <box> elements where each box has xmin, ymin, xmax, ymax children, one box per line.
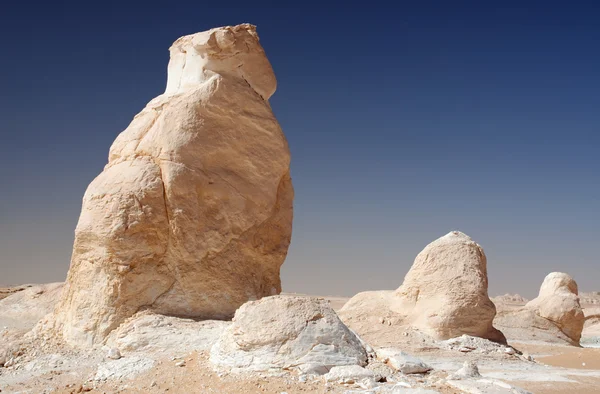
<box><xmin>340</xmin><ymin>231</ymin><xmax>506</xmax><ymax>344</ymax></box>
<box><xmin>494</xmin><ymin>272</ymin><xmax>585</xmax><ymax>346</ymax></box>
<box><xmin>44</xmin><ymin>24</ymin><xmax>293</xmax><ymax>348</ymax></box>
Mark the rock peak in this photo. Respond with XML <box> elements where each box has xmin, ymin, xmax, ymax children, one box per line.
<box><xmin>165</xmin><ymin>24</ymin><xmax>276</xmax><ymax>100</ymax></box>
<box><xmin>538</xmin><ymin>272</ymin><xmax>578</xmax><ymax>297</ymax></box>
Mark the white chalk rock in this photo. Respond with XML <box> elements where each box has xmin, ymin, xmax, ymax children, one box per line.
<box><xmin>44</xmin><ymin>24</ymin><xmax>293</xmax><ymax>348</ymax></box>
<box><xmin>105</xmin><ymin>311</ymin><xmax>230</xmax><ymax>354</ymax></box>
<box><xmin>450</xmin><ymin>361</ymin><xmax>481</xmax><ymax>379</ymax></box>
<box><xmin>94</xmin><ymin>356</ymin><xmax>155</xmax><ymax>381</ymax></box>
<box><xmin>527</xmin><ymin>272</ymin><xmax>585</xmax><ymax>343</ymax></box>
<box><xmin>209</xmin><ymin>296</ymin><xmax>368</xmax><ymax>373</ymax></box>
<box><xmin>375</xmin><ymin>348</ymin><xmax>431</xmax><ymax>374</ymax></box>
<box><xmin>324</xmin><ymin>365</ymin><xmax>374</xmax><ymax>383</ymax></box>
<box><xmin>107</xmin><ymin>348</ymin><xmax>121</xmax><ymax>360</ymax></box>
<box><xmin>495</xmin><ymin>272</ymin><xmax>585</xmax><ymax>345</ymax></box>
<box><xmin>341</xmin><ymin>231</ymin><xmax>505</xmax><ymax>344</ymax></box>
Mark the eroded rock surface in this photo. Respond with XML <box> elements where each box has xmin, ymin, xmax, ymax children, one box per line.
<box><xmin>41</xmin><ymin>24</ymin><xmax>293</xmax><ymax>348</ymax></box>
<box><xmin>0</xmin><ymin>283</ymin><xmax>63</xmax><ymax>331</ymax></box>
<box><xmin>340</xmin><ymin>231</ymin><xmax>505</xmax><ymax>344</ymax></box>
<box><xmin>495</xmin><ymin>272</ymin><xmax>584</xmax><ymax>345</ymax></box>
<box><xmin>209</xmin><ymin>296</ymin><xmax>368</xmax><ymax>373</ymax></box>
<box><xmin>105</xmin><ymin>311</ymin><xmax>230</xmax><ymax>353</ymax></box>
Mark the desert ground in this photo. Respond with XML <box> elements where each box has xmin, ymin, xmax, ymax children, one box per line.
<box><xmin>2</xmin><ymin>285</ymin><xmax>600</xmax><ymax>394</ymax></box>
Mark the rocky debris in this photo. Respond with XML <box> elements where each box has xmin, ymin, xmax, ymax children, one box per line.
<box><xmin>494</xmin><ymin>272</ymin><xmax>585</xmax><ymax>345</ymax></box>
<box><xmin>297</xmin><ymin>363</ymin><xmax>330</xmax><ymax>376</ymax></box>
<box><xmin>105</xmin><ymin>311</ymin><xmax>230</xmax><ymax>354</ymax></box>
<box><xmin>340</xmin><ymin>231</ymin><xmax>505</xmax><ymax>344</ymax></box>
<box><xmin>492</xmin><ymin>294</ymin><xmax>528</xmax><ymax>304</ymax></box>
<box><xmin>94</xmin><ymin>356</ymin><xmax>155</xmax><ymax>381</ymax></box>
<box><xmin>450</xmin><ymin>361</ymin><xmax>481</xmax><ymax>379</ymax></box>
<box><xmin>324</xmin><ymin>365</ymin><xmax>375</xmax><ymax>383</ymax></box>
<box><xmin>210</xmin><ymin>296</ymin><xmax>368</xmax><ymax>373</ymax></box>
<box><xmin>528</xmin><ymin>272</ymin><xmax>584</xmax><ymax>342</ymax></box>
<box><xmin>365</xmin><ymin>361</ymin><xmax>395</xmax><ymax>381</ymax></box>
<box><xmin>107</xmin><ymin>348</ymin><xmax>121</xmax><ymax>360</ymax></box>
<box><xmin>375</xmin><ymin>348</ymin><xmax>432</xmax><ymax>374</ymax></box>
<box><xmin>442</xmin><ymin>335</ymin><xmax>511</xmax><ymax>355</ymax></box>
<box><xmin>344</xmin><ymin>387</ymin><xmax>441</xmax><ymax>394</ymax></box>
<box><xmin>44</xmin><ymin>23</ymin><xmax>293</xmax><ymax>348</ymax></box>
<box><xmin>580</xmin><ymin>291</ymin><xmax>600</xmax><ymax>305</ymax></box>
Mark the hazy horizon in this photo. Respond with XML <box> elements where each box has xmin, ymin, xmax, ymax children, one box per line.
<box><xmin>1</xmin><ymin>2</ymin><xmax>598</xmax><ymax>300</ymax></box>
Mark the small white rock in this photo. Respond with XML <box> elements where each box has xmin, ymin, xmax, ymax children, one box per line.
<box><xmin>107</xmin><ymin>348</ymin><xmax>122</xmax><ymax>360</ymax></box>
<box><xmin>450</xmin><ymin>361</ymin><xmax>481</xmax><ymax>379</ymax></box>
<box><xmin>175</xmin><ymin>360</ymin><xmax>186</xmax><ymax>367</ymax></box>
<box><xmin>504</xmin><ymin>347</ymin><xmax>516</xmax><ymax>355</ymax></box>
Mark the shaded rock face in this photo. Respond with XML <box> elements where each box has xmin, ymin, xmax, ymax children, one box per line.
<box><xmin>209</xmin><ymin>296</ymin><xmax>368</xmax><ymax>373</ymax></box>
<box><xmin>48</xmin><ymin>24</ymin><xmax>293</xmax><ymax>347</ymax></box>
<box><xmin>494</xmin><ymin>272</ymin><xmax>584</xmax><ymax>345</ymax></box>
<box><xmin>340</xmin><ymin>231</ymin><xmax>505</xmax><ymax>344</ymax></box>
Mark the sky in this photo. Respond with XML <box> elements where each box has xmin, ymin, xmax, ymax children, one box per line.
<box><xmin>0</xmin><ymin>1</ymin><xmax>598</xmax><ymax>298</ymax></box>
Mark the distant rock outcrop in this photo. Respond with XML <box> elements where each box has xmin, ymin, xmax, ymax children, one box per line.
<box><xmin>495</xmin><ymin>272</ymin><xmax>584</xmax><ymax>345</ymax></box>
<box><xmin>580</xmin><ymin>291</ymin><xmax>600</xmax><ymax>305</ymax></box>
<box><xmin>492</xmin><ymin>294</ymin><xmax>528</xmax><ymax>304</ymax></box>
<box><xmin>43</xmin><ymin>24</ymin><xmax>293</xmax><ymax>347</ymax></box>
<box><xmin>340</xmin><ymin>231</ymin><xmax>506</xmax><ymax>344</ymax></box>
<box><xmin>209</xmin><ymin>296</ymin><xmax>368</xmax><ymax>373</ymax></box>
<box><xmin>0</xmin><ymin>283</ymin><xmax>63</xmax><ymax>331</ymax></box>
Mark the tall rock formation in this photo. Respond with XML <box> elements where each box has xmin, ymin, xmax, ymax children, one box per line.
<box><xmin>339</xmin><ymin>231</ymin><xmax>506</xmax><ymax>344</ymax></box>
<box><xmin>47</xmin><ymin>24</ymin><xmax>293</xmax><ymax>347</ymax></box>
<box><xmin>526</xmin><ymin>272</ymin><xmax>584</xmax><ymax>342</ymax></box>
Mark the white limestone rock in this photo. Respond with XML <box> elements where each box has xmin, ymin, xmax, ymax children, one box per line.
<box><xmin>324</xmin><ymin>365</ymin><xmax>374</xmax><ymax>383</ymax></box>
<box><xmin>340</xmin><ymin>231</ymin><xmax>505</xmax><ymax>344</ymax></box>
<box><xmin>107</xmin><ymin>348</ymin><xmax>121</xmax><ymax>360</ymax></box>
<box><xmin>527</xmin><ymin>272</ymin><xmax>584</xmax><ymax>342</ymax></box>
<box><xmin>209</xmin><ymin>296</ymin><xmax>368</xmax><ymax>373</ymax></box>
<box><xmin>105</xmin><ymin>311</ymin><xmax>230</xmax><ymax>354</ymax></box>
<box><xmin>42</xmin><ymin>24</ymin><xmax>293</xmax><ymax>348</ymax></box>
<box><xmin>94</xmin><ymin>356</ymin><xmax>155</xmax><ymax>381</ymax></box>
<box><xmin>375</xmin><ymin>348</ymin><xmax>431</xmax><ymax>374</ymax></box>
<box><xmin>494</xmin><ymin>272</ymin><xmax>584</xmax><ymax>345</ymax></box>
<box><xmin>450</xmin><ymin>361</ymin><xmax>481</xmax><ymax>379</ymax></box>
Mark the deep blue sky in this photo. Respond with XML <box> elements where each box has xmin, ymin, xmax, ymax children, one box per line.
<box><xmin>1</xmin><ymin>1</ymin><xmax>598</xmax><ymax>297</ymax></box>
